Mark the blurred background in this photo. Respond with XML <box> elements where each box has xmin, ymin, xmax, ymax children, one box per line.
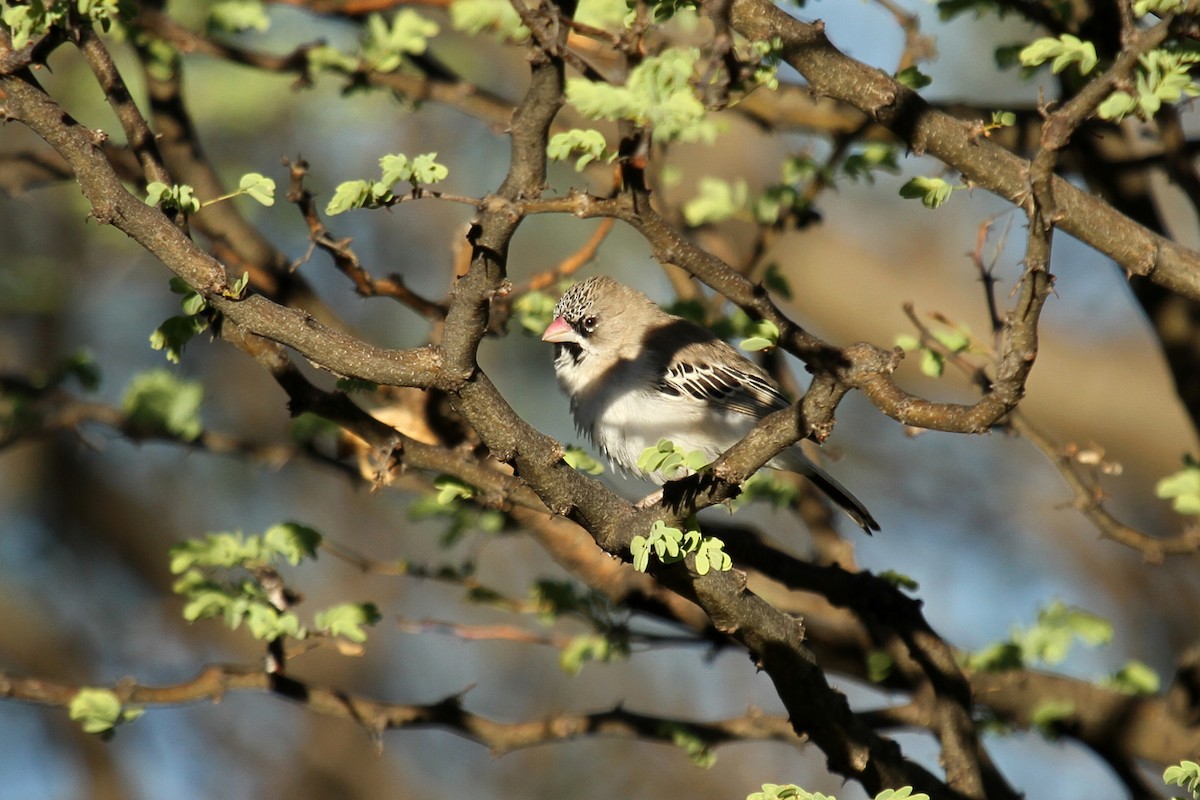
<box><xmin>2</xmin><ymin>1</ymin><xmax>1198</xmax><ymax>798</ymax></box>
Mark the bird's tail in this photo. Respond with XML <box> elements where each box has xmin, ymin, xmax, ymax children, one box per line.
<box><xmin>779</xmin><ymin>449</ymin><xmax>880</xmax><ymax>534</ymax></box>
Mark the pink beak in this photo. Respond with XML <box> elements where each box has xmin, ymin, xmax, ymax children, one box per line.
<box><xmin>541</xmin><ymin>316</ymin><xmax>576</xmax><ymax>343</ymax></box>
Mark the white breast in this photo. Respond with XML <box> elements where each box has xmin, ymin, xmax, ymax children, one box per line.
<box><xmin>561</xmin><ymin>355</ymin><xmax>758</xmax><ymax>482</ymax></box>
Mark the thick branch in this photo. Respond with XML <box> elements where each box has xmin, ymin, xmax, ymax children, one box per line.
<box><xmin>727</xmin><ymin>0</ymin><xmax>1200</xmax><ymax>303</ymax></box>
<box><xmin>0</xmin><ymin>69</ymin><xmax>441</xmax><ymax>389</ymax></box>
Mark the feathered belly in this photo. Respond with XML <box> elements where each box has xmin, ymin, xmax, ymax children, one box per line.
<box><xmin>582</xmin><ymin>389</ymin><xmax>755</xmax><ymax>481</ymax></box>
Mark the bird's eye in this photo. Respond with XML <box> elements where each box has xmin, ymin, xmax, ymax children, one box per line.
<box><xmin>582</xmin><ymin>315</ymin><xmax>598</xmax><ymax>333</ymax></box>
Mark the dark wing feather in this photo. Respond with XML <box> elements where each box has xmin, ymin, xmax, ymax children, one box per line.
<box><xmin>659</xmin><ymin>342</ymin><xmax>791</xmax><ymax>417</ymax></box>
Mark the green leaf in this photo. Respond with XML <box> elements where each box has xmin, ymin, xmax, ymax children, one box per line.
<box><xmin>931</xmin><ymin>327</ymin><xmax>970</xmax><ymax>353</ymax></box>
<box><xmin>238</xmin><ymin>172</ymin><xmax>275</xmax><ymax>206</ymax></box>
<box><xmin>968</xmin><ymin>601</ymin><xmax>1113</xmax><ymax>672</ymax></box>
<box><xmin>1157</xmin><ymin>464</ymin><xmax>1200</xmax><ymax>514</ymax></box>
<box><xmin>899</xmin><ymin>176</ymin><xmax>957</xmax><ymax>209</ymax></box>
<box><xmin>842</xmin><ymin>143</ymin><xmax>900</xmax><ymax>183</ymax></box>
<box><xmin>642</xmin><ymin>0</ymin><xmax>699</xmax><ymax>23</ymax></box>
<box><xmin>878</xmin><ymin>569</ymin><xmax>920</xmax><ymax>591</ymax></box>
<box><xmin>290</xmin><ymin>412</ymin><xmax>340</xmax><ymax>445</ymax></box>
<box><xmin>565</xmin><ymin>49</ymin><xmax>717</xmax><ymax>144</ymax></box>
<box><xmin>1020</xmin><ymin>601</ymin><xmax>1112</xmax><ymax>665</ymax></box>
<box><xmin>47</xmin><ymin>349</ymin><xmax>102</xmax><ymax>391</ymax></box>
<box><xmin>547</xmin><ymin>129</ymin><xmax>611</xmax><ymax>171</ymax></box>
<box><xmin>263</xmin><ymin>522</ymin><xmax>323</xmax><ymax>565</ymax></box>
<box><xmin>180</xmin><ymin>289</ymin><xmax>207</xmax><ymax>316</ymax></box>
<box><xmin>306</xmin><ymin>44</ymin><xmax>359</xmax><ymax>74</ymax></box>
<box><xmin>2</xmin><ymin>2</ymin><xmax>66</xmax><ymax>49</ymax></box>
<box><xmin>1164</xmin><ymin>760</ymin><xmax>1200</xmax><ymax>799</ymax></box>
<box><xmin>1018</xmin><ymin>34</ymin><xmax>1098</xmax><ymax>75</ymax></box>
<box><xmin>649</xmin><ymin>520</ymin><xmax>683</xmax><ymax>561</ymax></box>
<box><xmin>314</xmin><ymin>602</ymin><xmax>382</xmax><ymax>643</ymax></box>
<box><xmin>919</xmin><ymin>348</ymin><xmax>945</xmax><ymax>377</ymax></box>
<box><xmin>636</xmin><ymin>439</ymin><xmax>709</xmax><ymax>479</ymax></box>
<box><xmin>512</xmin><ymin>289</ymin><xmax>557</xmax><ymax>335</ymax></box>
<box><xmin>434</xmin><ymin>475</ymin><xmax>475</xmax><ymax>505</ymax></box>
<box><xmin>734</xmin><ymin>472</ymin><xmax>799</xmax><ymax>510</ymax></box>
<box><xmin>1030</xmin><ymin>699</ymin><xmax>1075</xmax><ymax>737</ymax></box>
<box><xmin>181</xmin><ymin>583</ymin><xmax>234</xmax><ymax>622</ymax></box>
<box><xmin>408</xmin><ymin>152</ymin><xmax>449</xmax><ymax>185</ymax></box>
<box><xmin>150</xmin><ymin>314</ymin><xmax>210</xmax><ymax>363</ymax></box>
<box><xmin>738</xmin><ymin>319</ymin><xmax>780</xmax><ymax>352</ymax></box>
<box><xmin>122</xmin><ymin>370</ymin><xmax>204</xmax><ymax>440</ymax></box>
<box><xmin>990</xmin><ymin>110</ymin><xmax>1017</xmax><ymax>128</ymax></box>
<box><xmin>530</xmin><ymin>579</ymin><xmax>588</xmax><ymax>620</ymax></box>
<box><xmin>866</xmin><ymin>650</ymin><xmax>894</xmax><ymax>683</ymax></box>
<box><xmin>630</xmin><ymin>534</ymin><xmax>651</xmax><ymax>572</ymax></box>
<box><xmin>230</xmin><ymin>271</ymin><xmax>250</xmax><ymax>298</ymax></box>
<box><xmin>746</xmin><ymin>36</ymin><xmax>783</xmax><ymax>91</ymax></box>
<box><xmin>637</xmin><ymin>439</ymin><xmax>676</xmax><ymax>473</ymax></box>
<box><xmin>965</xmin><ymin>641</ymin><xmax>1024</xmax><ymax>672</ymax></box>
<box><xmin>1105</xmin><ymin>660</ymin><xmax>1161</xmax><ymax>695</ymax></box>
<box><xmin>1135</xmin><ymin>0</ymin><xmax>1186</xmax><ymax>14</ymax></box>
<box><xmin>575</xmin><ymin>0</ymin><xmax>627</xmax><ymax>28</ymax></box>
<box><xmin>244</xmin><ymin>604</ymin><xmax>306</xmax><ymax>641</ymax></box>
<box><xmin>661</xmin><ymin>723</ymin><xmax>717</xmax><ymax>768</ymax></box>
<box><xmin>762</xmin><ymin>263</ymin><xmax>793</xmax><ymax>300</ymax></box>
<box><xmin>746</xmin><ymin>785</ymin><xmax>805</xmax><ymax>800</ymax></box>
<box><xmin>146</xmin><ymin>181</ymin><xmax>170</xmax><ymax>206</ymax></box>
<box><xmin>563</xmin><ymin>445</ymin><xmax>605</xmax><ymax>475</ymax></box>
<box><xmin>694</xmin><ymin>536</ymin><xmax>731</xmax><ymax>575</ymax></box>
<box><xmin>361</xmin><ymin>10</ymin><xmax>439</xmax><ymax>70</ymax></box>
<box><xmin>631</xmin><ymin>520</ymin><xmax>690</xmax><ymax>571</ymax></box>
<box><xmin>449</xmin><ymin>0</ymin><xmax>529</xmax><ymax>40</ymax></box>
<box><xmin>170</xmin><ymin>531</ymin><xmax>259</xmax><ymax>572</ymax></box>
<box><xmin>559</xmin><ymin>633</ymin><xmax>621</xmax><ymax>674</ymax></box>
<box><xmin>208</xmin><ymin>0</ymin><xmax>270</xmax><ymax>33</ymax></box>
<box><xmin>379</xmin><ymin>153</ymin><xmax>412</xmax><ymax>186</ymax></box>
<box><xmin>993</xmin><ymin>43</ymin><xmax>1026</xmax><ymax>70</ymax></box>
<box><xmin>145</xmin><ymin>182</ymin><xmax>200</xmax><ymax>214</ymax></box>
<box><xmin>876</xmin><ymin>790</ymin><xmax>928</xmax><ymax>800</ymax></box>
<box><xmin>326</xmin><ymin>180</ymin><xmax>372</xmax><ymax>216</ymax></box>
<box><xmin>895</xmin><ymin>66</ymin><xmax>932</xmax><ymax>89</ymax></box>
<box><xmin>69</xmin><ymin>688</ymin><xmax>142</xmax><ymax>735</ymax></box>
<box><xmin>683</xmin><ymin>177</ymin><xmax>748</xmax><ymax>226</ymax></box>
<box><xmin>1097</xmin><ymin>91</ymin><xmax>1139</xmax><ymax>121</ymax></box>
<box><xmin>751</xmin><ymin>184</ymin><xmax>803</xmax><ymax>225</ymax></box>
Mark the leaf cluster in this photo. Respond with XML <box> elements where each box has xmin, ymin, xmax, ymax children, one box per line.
<box><xmin>630</xmin><ymin>518</ymin><xmax>731</xmax><ymax>575</ymax></box>
<box><xmin>326</xmin><ymin>153</ymin><xmax>449</xmax><ymax>216</ymax></box>
<box><xmin>169</xmin><ymin>522</ymin><xmax>380</xmax><ymax>644</ymax></box>
<box><xmin>747</xmin><ymin>785</ymin><xmax>928</xmax><ymax>800</ymax></box>
<box><xmin>966</xmin><ymin>600</ymin><xmax>1114</xmax><ymax>672</ymax></box>
<box><xmin>1165</xmin><ymin>760</ymin><xmax>1200</xmax><ymax>800</ymax></box>
<box><xmin>121</xmin><ymin>369</ymin><xmax>204</xmax><ymax>440</ymax></box>
<box><xmin>1156</xmin><ymin>460</ymin><xmax>1200</xmax><ymax>515</ymax></box>
<box><xmin>409</xmin><ymin>475</ymin><xmax>506</xmax><ymax>546</ymax></box>
<box><xmin>566</xmin><ymin>49</ymin><xmax>718</xmax><ymax>144</ymax></box>
<box><xmin>68</xmin><ymin>688</ymin><xmax>143</xmax><ymax>737</ymax></box>
<box><xmin>361</xmin><ymin>11</ymin><xmax>440</xmax><ymax>72</ymax></box>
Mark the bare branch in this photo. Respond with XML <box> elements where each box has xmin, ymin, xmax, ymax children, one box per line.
<box><xmin>0</xmin><ymin>666</ymin><xmax>806</xmax><ymax>754</ymax></box>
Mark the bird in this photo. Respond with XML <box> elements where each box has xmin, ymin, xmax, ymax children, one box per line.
<box><xmin>540</xmin><ymin>275</ymin><xmax>879</xmax><ymax>533</ymax></box>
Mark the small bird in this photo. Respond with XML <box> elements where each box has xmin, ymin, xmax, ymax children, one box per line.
<box><xmin>541</xmin><ymin>275</ymin><xmax>879</xmax><ymax>533</ymax></box>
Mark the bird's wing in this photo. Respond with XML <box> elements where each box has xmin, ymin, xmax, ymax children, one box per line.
<box><xmin>658</xmin><ymin>342</ymin><xmax>791</xmax><ymax>418</ymax></box>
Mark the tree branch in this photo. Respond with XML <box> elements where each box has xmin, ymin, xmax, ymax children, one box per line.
<box><xmin>727</xmin><ymin>0</ymin><xmax>1200</xmax><ymax>303</ymax></box>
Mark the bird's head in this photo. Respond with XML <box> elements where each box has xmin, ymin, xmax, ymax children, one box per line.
<box><xmin>542</xmin><ymin>277</ymin><xmax>649</xmax><ymax>352</ymax></box>
<box><xmin>541</xmin><ymin>276</ymin><xmax>662</xmax><ymax>390</ymax></box>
